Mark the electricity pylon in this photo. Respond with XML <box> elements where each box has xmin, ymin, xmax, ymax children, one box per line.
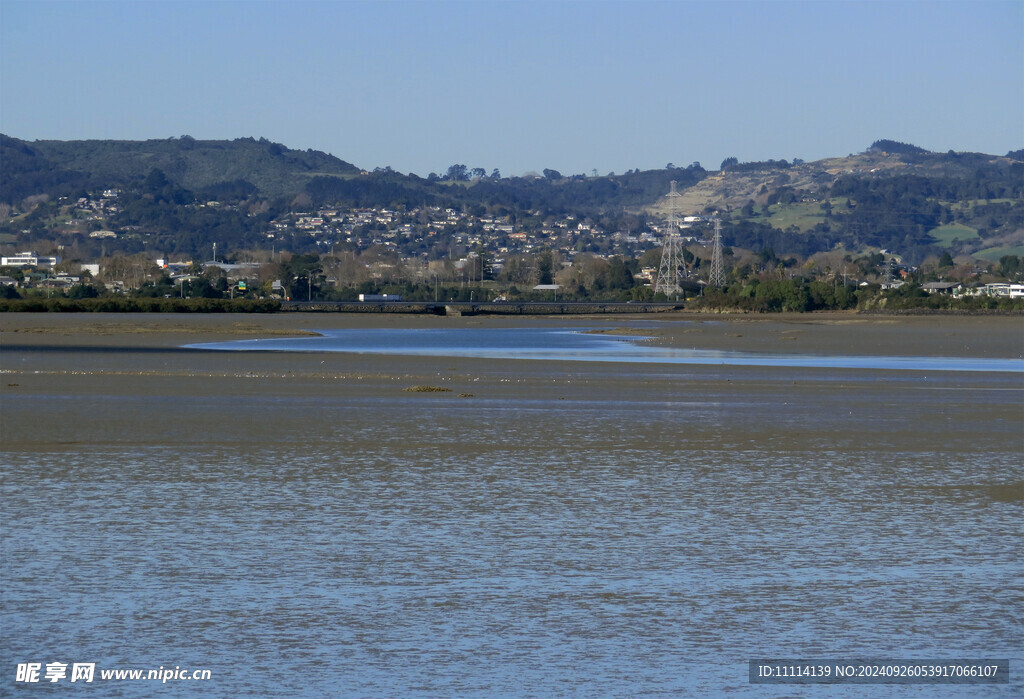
<box><xmin>708</xmin><ymin>217</ymin><xmax>725</xmax><ymax>287</ymax></box>
<box><xmin>655</xmin><ymin>181</ymin><xmax>685</xmax><ymax>298</ymax></box>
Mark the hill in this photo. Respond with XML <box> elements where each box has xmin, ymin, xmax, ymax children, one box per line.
<box><xmin>1</xmin><ymin>135</ymin><xmax>1021</xmax><ymax>264</ymax></box>
<box><xmin>1</xmin><ymin>134</ymin><xmax>361</xmax><ymax>202</ymax></box>
<box><xmin>658</xmin><ymin>147</ymin><xmax>1023</xmax><ymax>260</ymax></box>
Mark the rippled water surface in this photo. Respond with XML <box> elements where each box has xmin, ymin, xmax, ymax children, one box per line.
<box><xmin>3</xmin><ymin>332</ymin><xmax>1022</xmax><ymax>695</ymax></box>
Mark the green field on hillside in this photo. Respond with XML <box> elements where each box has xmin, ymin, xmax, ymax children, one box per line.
<box><xmin>759</xmin><ymin>198</ymin><xmax>850</xmax><ymax>232</ymax></box>
<box><xmin>927</xmin><ymin>223</ymin><xmax>979</xmax><ymax>246</ymax></box>
<box><xmin>974</xmin><ymin>245</ymin><xmax>1024</xmax><ymax>262</ymax></box>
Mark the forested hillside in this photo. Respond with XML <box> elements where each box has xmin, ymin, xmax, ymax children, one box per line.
<box><xmin>1</xmin><ymin>135</ymin><xmax>360</xmax><ymax>202</ymax></box>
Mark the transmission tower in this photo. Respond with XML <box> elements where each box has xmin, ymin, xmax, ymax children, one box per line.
<box><xmin>708</xmin><ymin>217</ymin><xmax>725</xmax><ymax>287</ymax></box>
<box><xmin>882</xmin><ymin>257</ymin><xmax>896</xmax><ymax>286</ymax></box>
<box><xmin>655</xmin><ymin>181</ymin><xmax>685</xmax><ymax>298</ymax></box>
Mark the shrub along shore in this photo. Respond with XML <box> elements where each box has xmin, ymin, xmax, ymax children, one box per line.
<box><xmin>1</xmin><ymin>281</ymin><xmax>1022</xmax><ymax>314</ymax></box>
<box><xmin>0</xmin><ymin>297</ymin><xmax>281</xmax><ymax>312</ymax></box>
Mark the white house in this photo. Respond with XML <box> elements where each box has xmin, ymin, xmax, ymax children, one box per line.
<box><xmin>976</xmin><ymin>283</ymin><xmax>1024</xmax><ymax>298</ymax></box>
<box><xmin>1</xmin><ymin>251</ymin><xmax>60</xmax><ymax>268</ymax></box>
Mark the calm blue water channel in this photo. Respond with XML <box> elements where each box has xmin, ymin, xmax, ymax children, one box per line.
<box><xmin>189</xmin><ymin>327</ymin><xmax>1024</xmax><ymax>373</ymax></box>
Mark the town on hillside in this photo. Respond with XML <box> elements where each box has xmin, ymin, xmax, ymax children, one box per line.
<box><xmin>3</xmin><ymin>193</ymin><xmax>1022</xmax><ymax>311</ymax></box>
<box><xmin>2</xmin><ymin>138</ymin><xmax>1022</xmax><ymax>310</ymax></box>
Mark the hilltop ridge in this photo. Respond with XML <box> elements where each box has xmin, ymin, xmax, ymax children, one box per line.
<box><xmin>1</xmin><ymin>134</ymin><xmax>361</xmax><ymax>202</ymax></box>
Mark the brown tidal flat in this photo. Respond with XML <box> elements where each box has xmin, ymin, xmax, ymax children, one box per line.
<box><xmin>2</xmin><ymin>310</ymin><xmax>1022</xmax><ymax>357</ymax></box>
<box><xmin>2</xmin><ymin>311</ymin><xmax>1021</xmax><ymax>459</ymax></box>
<box><xmin>2</xmin><ymin>313</ymin><xmax>1021</xmax><ymax>409</ymax></box>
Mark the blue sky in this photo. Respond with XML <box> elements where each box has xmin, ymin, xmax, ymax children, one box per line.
<box><xmin>2</xmin><ymin>0</ymin><xmax>1021</xmax><ymax>176</ymax></box>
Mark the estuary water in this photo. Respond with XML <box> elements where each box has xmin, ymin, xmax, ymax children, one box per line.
<box><xmin>2</xmin><ymin>323</ymin><xmax>1022</xmax><ymax>695</ymax></box>
<box><xmin>189</xmin><ymin>327</ymin><xmax>1024</xmax><ymax>373</ymax></box>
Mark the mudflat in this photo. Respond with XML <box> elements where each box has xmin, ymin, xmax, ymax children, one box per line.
<box><xmin>2</xmin><ymin>310</ymin><xmax>1022</xmax><ymax>356</ymax></box>
<box><xmin>3</xmin><ymin>311</ymin><xmax>1020</xmax><ymax>452</ymax></box>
